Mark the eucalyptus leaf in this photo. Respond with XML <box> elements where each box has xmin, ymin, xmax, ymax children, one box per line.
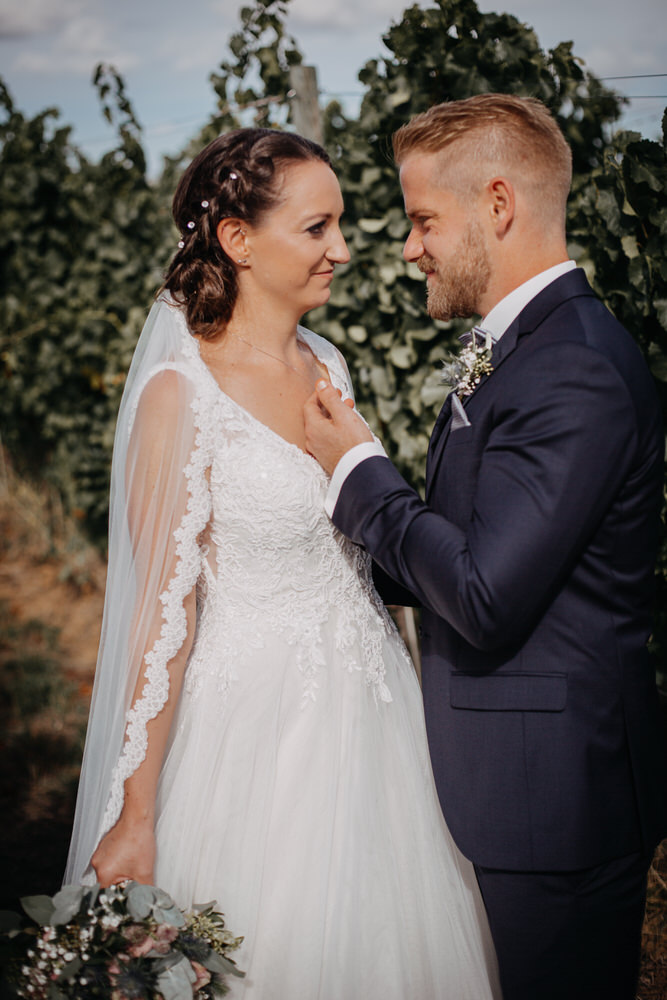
<box><xmin>204</xmin><ymin>948</ymin><xmax>245</xmax><ymax>977</ymax></box>
<box><xmin>153</xmin><ymin>887</ymin><xmax>178</xmax><ymax>909</ymax></box>
<box><xmin>156</xmin><ymin>954</ymin><xmax>197</xmax><ymax>1000</ymax></box>
<box><xmin>190</xmin><ymin>900</ymin><xmax>218</xmax><ymax>914</ymax></box>
<box><xmin>51</xmin><ymin>885</ymin><xmax>85</xmax><ymax>925</ymax></box>
<box><xmin>126</xmin><ymin>884</ymin><xmax>156</xmax><ymax>920</ymax></box>
<box><xmin>153</xmin><ymin>905</ymin><xmax>185</xmax><ymax>927</ymax></box>
<box><xmin>20</xmin><ymin>895</ymin><xmax>56</xmax><ymax>927</ymax></box>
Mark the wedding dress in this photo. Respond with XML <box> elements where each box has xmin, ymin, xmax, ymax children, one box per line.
<box><xmin>65</xmin><ymin>297</ymin><xmax>499</xmax><ymax>999</ymax></box>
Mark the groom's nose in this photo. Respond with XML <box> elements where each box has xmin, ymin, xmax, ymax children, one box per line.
<box><xmin>403</xmin><ymin>226</ymin><xmax>423</xmax><ymax>262</ymax></box>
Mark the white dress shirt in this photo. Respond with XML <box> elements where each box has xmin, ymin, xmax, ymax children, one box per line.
<box><xmin>324</xmin><ymin>260</ymin><xmax>577</xmax><ymax>517</ymax></box>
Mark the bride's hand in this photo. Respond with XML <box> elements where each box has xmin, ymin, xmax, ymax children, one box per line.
<box><xmin>91</xmin><ymin>814</ymin><xmax>156</xmax><ymax>887</ymax></box>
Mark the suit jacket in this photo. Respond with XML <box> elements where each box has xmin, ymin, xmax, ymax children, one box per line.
<box><xmin>333</xmin><ymin>268</ymin><xmax>667</xmax><ymax>871</ymax></box>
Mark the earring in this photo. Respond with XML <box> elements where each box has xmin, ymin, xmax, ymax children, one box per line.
<box><xmin>237</xmin><ymin>257</ymin><xmax>248</xmax><ymax>265</ymax></box>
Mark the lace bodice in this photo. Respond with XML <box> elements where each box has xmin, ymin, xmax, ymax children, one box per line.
<box><xmin>101</xmin><ymin>318</ymin><xmax>408</xmax><ymax>835</ymax></box>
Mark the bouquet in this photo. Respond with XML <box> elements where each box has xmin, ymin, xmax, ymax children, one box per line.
<box><xmin>0</xmin><ymin>881</ymin><xmax>245</xmax><ymax>999</ymax></box>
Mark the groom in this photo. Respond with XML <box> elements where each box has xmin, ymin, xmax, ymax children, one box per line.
<box><xmin>304</xmin><ymin>94</ymin><xmax>667</xmax><ymax>999</ymax></box>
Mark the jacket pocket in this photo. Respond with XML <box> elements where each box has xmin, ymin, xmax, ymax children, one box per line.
<box><xmin>450</xmin><ymin>672</ymin><xmax>567</xmax><ymax>712</ymax></box>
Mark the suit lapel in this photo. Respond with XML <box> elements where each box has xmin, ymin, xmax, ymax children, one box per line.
<box><xmin>426</xmin><ymin>395</ymin><xmax>453</xmax><ymax>481</ymax></box>
<box><xmin>424</xmin><ymin>268</ymin><xmax>595</xmax><ymax>500</ymax></box>
<box><xmin>426</xmin><ymin>394</ymin><xmax>458</xmax><ymax>502</ymax></box>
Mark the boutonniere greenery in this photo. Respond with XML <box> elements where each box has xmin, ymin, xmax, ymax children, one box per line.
<box><xmin>440</xmin><ymin>328</ymin><xmax>494</xmax><ymax>400</ymax></box>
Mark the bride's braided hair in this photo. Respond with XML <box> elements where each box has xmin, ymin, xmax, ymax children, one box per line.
<box><xmin>163</xmin><ymin>128</ymin><xmax>332</xmax><ymax>339</ymax></box>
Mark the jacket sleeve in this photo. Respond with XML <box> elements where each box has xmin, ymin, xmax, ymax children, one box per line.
<box><xmin>371</xmin><ymin>561</ymin><xmax>420</xmax><ymax>607</ymax></box>
<box><xmin>332</xmin><ymin>341</ymin><xmax>644</xmax><ymax>650</ymax></box>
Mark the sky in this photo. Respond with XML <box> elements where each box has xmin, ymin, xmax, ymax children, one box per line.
<box><xmin>0</xmin><ymin>0</ymin><xmax>665</xmax><ymax>174</ymax></box>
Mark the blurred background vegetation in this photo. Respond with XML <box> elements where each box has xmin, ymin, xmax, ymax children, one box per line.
<box><xmin>1</xmin><ymin>0</ymin><xmax>665</xmax><ymax>685</ymax></box>
<box><xmin>1</xmin><ymin>0</ymin><xmax>665</xmax><ymax>993</ymax></box>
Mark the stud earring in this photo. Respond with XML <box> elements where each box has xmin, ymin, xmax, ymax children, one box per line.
<box><xmin>237</xmin><ymin>257</ymin><xmax>248</xmax><ymax>265</ymax></box>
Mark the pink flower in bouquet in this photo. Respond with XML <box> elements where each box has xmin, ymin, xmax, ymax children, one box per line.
<box><xmin>122</xmin><ymin>924</ymin><xmax>147</xmax><ymax>944</ymax></box>
<box><xmin>191</xmin><ymin>960</ymin><xmax>212</xmax><ymax>991</ymax></box>
<box><xmin>151</xmin><ymin>923</ymin><xmax>179</xmax><ymax>953</ymax></box>
<box><xmin>127</xmin><ymin>934</ymin><xmax>155</xmax><ymax>958</ymax></box>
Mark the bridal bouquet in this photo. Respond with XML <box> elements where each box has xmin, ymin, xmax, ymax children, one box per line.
<box><xmin>0</xmin><ymin>881</ymin><xmax>244</xmax><ymax>999</ymax></box>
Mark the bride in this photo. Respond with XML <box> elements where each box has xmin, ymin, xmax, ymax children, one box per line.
<box><xmin>65</xmin><ymin>127</ymin><xmax>500</xmax><ymax>999</ymax></box>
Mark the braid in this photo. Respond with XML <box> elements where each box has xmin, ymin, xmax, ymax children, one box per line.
<box><xmin>163</xmin><ymin>129</ymin><xmax>331</xmax><ymax>339</ymax></box>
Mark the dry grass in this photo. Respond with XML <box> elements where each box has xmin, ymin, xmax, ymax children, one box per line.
<box><xmin>638</xmin><ymin>839</ymin><xmax>667</xmax><ymax>999</ymax></box>
<box><xmin>0</xmin><ymin>455</ymin><xmax>104</xmax><ymax>908</ymax></box>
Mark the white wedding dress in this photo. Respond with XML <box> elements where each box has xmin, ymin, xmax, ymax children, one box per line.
<box><xmin>76</xmin><ymin>301</ymin><xmax>499</xmax><ymax>999</ymax></box>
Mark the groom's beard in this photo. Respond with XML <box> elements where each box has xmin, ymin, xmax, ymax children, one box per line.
<box><xmin>418</xmin><ymin>218</ymin><xmax>491</xmax><ymax>321</ymax></box>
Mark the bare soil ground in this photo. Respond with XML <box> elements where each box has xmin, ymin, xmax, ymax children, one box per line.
<box><xmin>0</xmin><ymin>458</ymin><xmax>665</xmax><ymax>997</ymax></box>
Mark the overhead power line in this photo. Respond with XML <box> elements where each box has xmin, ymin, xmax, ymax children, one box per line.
<box><xmin>600</xmin><ymin>73</ymin><xmax>667</xmax><ymax>80</ymax></box>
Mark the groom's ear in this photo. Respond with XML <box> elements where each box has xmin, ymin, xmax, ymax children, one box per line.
<box><xmin>484</xmin><ymin>176</ymin><xmax>515</xmax><ymax>238</ymax></box>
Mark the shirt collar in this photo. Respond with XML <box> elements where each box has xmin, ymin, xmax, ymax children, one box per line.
<box><xmin>480</xmin><ymin>260</ymin><xmax>577</xmax><ymax>342</ymax></box>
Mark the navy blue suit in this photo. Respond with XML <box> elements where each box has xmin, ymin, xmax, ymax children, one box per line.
<box><xmin>332</xmin><ymin>269</ymin><xmax>667</xmax><ymax>997</ymax></box>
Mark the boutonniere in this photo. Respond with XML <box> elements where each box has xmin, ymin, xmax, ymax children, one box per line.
<box><xmin>440</xmin><ymin>327</ymin><xmax>494</xmax><ymax>400</ymax></box>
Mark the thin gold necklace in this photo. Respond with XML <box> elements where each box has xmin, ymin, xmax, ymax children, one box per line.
<box><xmin>229</xmin><ymin>330</ymin><xmax>322</xmax><ymax>385</ymax></box>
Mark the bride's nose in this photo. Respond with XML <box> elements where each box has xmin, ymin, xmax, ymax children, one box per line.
<box><xmin>327</xmin><ymin>227</ymin><xmax>350</xmax><ymax>265</ymax></box>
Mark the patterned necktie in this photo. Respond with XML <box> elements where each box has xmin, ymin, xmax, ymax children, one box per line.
<box><xmin>459</xmin><ymin>325</ymin><xmax>490</xmax><ymax>348</ymax></box>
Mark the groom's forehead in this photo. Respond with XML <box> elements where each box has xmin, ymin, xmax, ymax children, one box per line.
<box><xmin>400</xmin><ymin>151</ymin><xmax>456</xmax><ymax>197</ymax></box>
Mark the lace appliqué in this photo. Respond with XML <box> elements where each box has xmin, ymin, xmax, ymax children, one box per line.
<box><xmin>179</xmin><ymin>328</ymin><xmax>403</xmax><ymax>711</ymax></box>
<box><xmin>101</xmin><ymin>389</ymin><xmax>213</xmax><ymax>835</ymax></box>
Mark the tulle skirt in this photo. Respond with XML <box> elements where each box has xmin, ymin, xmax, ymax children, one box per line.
<box><xmin>153</xmin><ymin>616</ymin><xmax>500</xmax><ymax>1000</ymax></box>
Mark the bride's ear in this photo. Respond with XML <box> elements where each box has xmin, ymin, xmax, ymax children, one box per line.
<box><xmin>216</xmin><ymin>218</ymin><xmax>249</xmax><ymax>265</ymax></box>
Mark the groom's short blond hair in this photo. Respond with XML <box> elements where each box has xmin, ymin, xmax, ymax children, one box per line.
<box><xmin>393</xmin><ymin>94</ymin><xmax>572</xmax><ymax>230</ymax></box>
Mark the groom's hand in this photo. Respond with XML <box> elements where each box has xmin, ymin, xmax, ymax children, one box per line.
<box><xmin>304</xmin><ymin>380</ymin><xmax>373</xmax><ymax>476</ymax></box>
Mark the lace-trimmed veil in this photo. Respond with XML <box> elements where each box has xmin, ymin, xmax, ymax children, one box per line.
<box><xmin>65</xmin><ymin>295</ymin><xmax>212</xmax><ymax>884</ymax></box>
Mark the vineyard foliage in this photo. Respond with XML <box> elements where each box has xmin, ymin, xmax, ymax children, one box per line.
<box><xmin>1</xmin><ymin>0</ymin><xmax>666</xmax><ymax>677</ymax></box>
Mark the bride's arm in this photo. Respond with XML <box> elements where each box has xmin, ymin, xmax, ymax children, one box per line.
<box><xmin>92</xmin><ymin>369</ymin><xmax>207</xmax><ymax>887</ymax></box>
<box><xmin>90</xmin><ymin>598</ymin><xmax>197</xmax><ymax>886</ymax></box>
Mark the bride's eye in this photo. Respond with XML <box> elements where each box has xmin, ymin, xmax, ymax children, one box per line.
<box><xmin>307</xmin><ymin>221</ymin><xmax>326</xmax><ymax>235</ymax></box>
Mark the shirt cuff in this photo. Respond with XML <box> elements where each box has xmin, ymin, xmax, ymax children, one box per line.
<box><xmin>324</xmin><ymin>441</ymin><xmax>387</xmax><ymax>518</ymax></box>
